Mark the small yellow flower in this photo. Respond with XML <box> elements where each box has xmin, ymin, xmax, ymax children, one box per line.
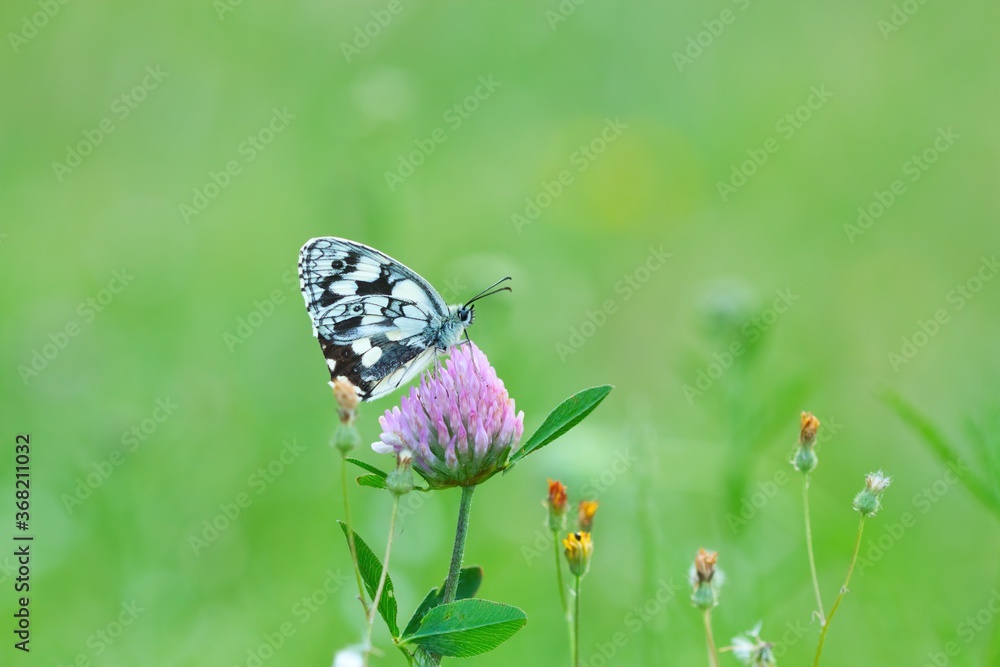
<box><xmin>545</xmin><ymin>479</ymin><xmax>569</xmax><ymax>532</ymax></box>
<box><xmin>799</xmin><ymin>411</ymin><xmax>820</xmax><ymax>447</ymax></box>
<box><xmin>563</xmin><ymin>531</ymin><xmax>593</xmax><ymax>578</ymax></box>
<box><xmin>547</xmin><ymin>479</ymin><xmax>568</xmax><ymax>515</ymax></box>
<box><xmin>793</xmin><ymin>411</ymin><xmax>822</xmax><ymax>473</ymax></box>
<box><xmin>578</xmin><ymin>500</ymin><xmax>599</xmax><ymax>532</ymax></box>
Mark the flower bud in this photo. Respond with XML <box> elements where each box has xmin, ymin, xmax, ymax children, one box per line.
<box><xmin>563</xmin><ymin>531</ymin><xmax>593</xmax><ymax>578</ymax></box>
<box><xmin>332</xmin><ymin>377</ymin><xmax>361</xmax><ymax>426</ymax></box>
<box><xmin>332</xmin><ymin>423</ymin><xmax>360</xmax><ymax>454</ymax></box>
<box><xmin>690</xmin><ymin>548</ymin><xmax>722</xmax><ymax>610</ymax></box>
<box><xmin>799</xmin><ymin>411</ymin><xmax>820</xmax><ymax>447</ymax></box>
<box><xmin>792</xmin><ymin>411</ymin><xmax>821</xmax><ymax>474</ymax></box>
<box><xmin>546</xmin><ymin>480</ymin><xmax>569</xmax><ymax>532</ymax></box>
<box><xmin>794</xmin><ymin>447</ymin><xmax>819</xmax><ymax>474</ymax></box>
<box><xmin>853</xmin><ymin>470</ymin><xmax>891</xmax><ymax>516</ymax></box>
<box><xmin>578</xmin><ymin>500</ymin><xmax>599</xmax><ymax>532</ymax></box>
<box><xmin>387</xmin><ymin>449</ymin><xmax>415</xmax><ymax>497</ymax></box>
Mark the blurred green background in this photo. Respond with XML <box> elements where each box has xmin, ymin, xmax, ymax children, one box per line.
<box><xmin>3</xmin><ymin>1</ymin><xmax>999</xmax><ymax>665</ymax></box>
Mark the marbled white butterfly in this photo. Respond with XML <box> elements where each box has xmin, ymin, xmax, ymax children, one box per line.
<box><xmin>298</xmin><ymin>237</ymin><xmax>510</xmax><ymax>401</ymax></box>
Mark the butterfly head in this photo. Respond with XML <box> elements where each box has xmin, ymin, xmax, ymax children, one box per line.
<box><xmin>442</xmin><ymin>277</ymin><xmax>511</xmax><ymax>347</ymax></box>
<box><xmin>455</xmin><ymin>304</ymin><xmax>476</xmax><ymax>327</ymax></box>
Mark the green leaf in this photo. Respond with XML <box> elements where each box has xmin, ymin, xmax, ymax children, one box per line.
<box><xmin>337</xmin><ymin>521</ymin><xmax>399</xmax><ymax>636</ymax></box>
<box><xmin>356</xmin><ymin>473</ymin><xmax>388</xmax><ymax>489</ymax></box>
<box><xmin>412</xmin><ymin>647</ymin><xmax>437</xmax><ymax>667</ymax></box>
<box><xmin>508</xmin><ymin>385</ymin><xmax>613</xmax><ymax>464</ymax></box>
<box><xmin>403</xmin><ymin>589</ymin><xmax>440</xmax><ymax>639</ymax></box>
<box><xmin>882</xmin><ymin>389</ymin><xmax>1000</xmax><ymax>518</ymax></box>
<box><xmin>401</xmin><ymin>599</ymin><xmax>526</xmax><ymax>658</ymax></box>
<box><xmin>402</xmin><ymin>566</ymin><xmax>484</xmax><ymax>638</ymax></box>
<box><xmin>346</xmin><ymin>457</ymin><xmax>388</xmax><ymax>479</ymax></box>
<box><xmin>454</xmin><ymin>566</ymin><xmax>484</xmax><ymax>600</ymax></box>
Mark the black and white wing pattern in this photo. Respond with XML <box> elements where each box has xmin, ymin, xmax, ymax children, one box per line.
<box><xmin>298</xmin><ymin>237</ymin><xmax>451</xmax><ymax>401</ymax></box>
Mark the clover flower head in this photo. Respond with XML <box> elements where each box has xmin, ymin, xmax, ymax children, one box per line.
<box><xmin>373</xmin><ymin>342</ymin><xmax>524</xmax><ymax>489</ymax></box>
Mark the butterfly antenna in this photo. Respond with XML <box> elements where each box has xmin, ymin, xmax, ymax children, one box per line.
<box><xmin>463</xmin><ymin>328</ymin><xmax>489</xmax><ymax>380</ymax></box>
<box><xmin>464</xmin><ymin>276</ymin><xmax>512</xmax><ymax>308</ymax></box>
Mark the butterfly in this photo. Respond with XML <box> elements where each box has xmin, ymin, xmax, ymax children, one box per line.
<box><xmin>298</xmin><ymin>237</ymin><xmax>510</xmax><ymax>401</ymax></box>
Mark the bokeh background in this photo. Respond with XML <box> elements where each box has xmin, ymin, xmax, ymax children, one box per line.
<box><xmin>3</xmin><ymin>1</ymin><xmax>999</xmax><ymax>665</ymax></box>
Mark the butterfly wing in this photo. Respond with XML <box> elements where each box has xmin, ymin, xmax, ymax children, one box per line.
<box><xmin>298</xmin><ymin>237</ymin><xmax>449</xmax><ymax>400</ymax></box>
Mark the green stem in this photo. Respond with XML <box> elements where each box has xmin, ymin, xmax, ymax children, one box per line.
<box><xmin>573</xmin><ymin>575</ymin><xmax>582</xmax><ymax>667</ymax></box>
<box><xmin>554</xmin><ymin>531</ymin><xmax>573</xmax><ymax>665</ymax></box>
<box><xmin>342</xmin><ymin>453</ymin><xmax>370</xmax><ymax>616</ymax></box>
<box><xmin>812</xmin><ymin>516</ymin><xmax>866</xmax><ymax>667</ymax></box>
<box><xmin>803</xmin><ymin>475</ymin><xmax>826</xmax><ymax>625</ymax></box>
<box><xmin>703</xmin><ymin>608</ymin><xmax>720</xmax><ymax>667</ymax></box>
<box><xmin>363</xmin><ymin>495</ymin><xmax>399</xmax><ymax>667</ymax></box>
<box><xmin>441</xmin><ymin>485</ymin><xmax>476</xmax><ymax>604</ymax></box>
